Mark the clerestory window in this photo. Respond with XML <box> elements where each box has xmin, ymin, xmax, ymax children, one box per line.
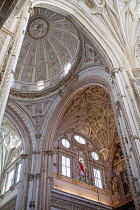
<box><xmin>93</xmin><ymin>168</ymin><xmax>102</xmax><ymax>189</ymax></box>
<box><xmin>6</xmin><ymin>169</ymin><xmax>14</xmax><ymax>191</ymax></box>
<box><xmin>16</xmin><ymin>163</ymin><xmax>21</xmax><ymax>183</ymax></box>
<box><xmin>57</xmin><ymin>134</ymin><xmax>104</xmax><ymax>189</ymax></box>
<box><xmin>2</xmin><ymin>162</ymin><xmax>22</xmax><ymax>194</ymax></box>
<box><xmin>62</xmin><ymin>156</ymin><xmax>70</xmax><ymax>177</ymax></box>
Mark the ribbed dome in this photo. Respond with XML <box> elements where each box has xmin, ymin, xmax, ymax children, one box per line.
<box><xmin>14</xmin><ymin>7</ymin><xmax>80</xmax><ymax>91</ymax></box>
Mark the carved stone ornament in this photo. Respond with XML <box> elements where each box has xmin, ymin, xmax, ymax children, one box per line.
<box><xmin>44</xmin><ymin>150</ymin><xmax>54</xmax><ymax>156</ymax></box>
<box><xmin>84</xmin><ymin>0</ymin><xmax>94</xmax><ymax>9</ymax></box>
<box><xmin>99</xmin><ymin>148</ymin><xmax>109</xmax><ymax>161</ymax></box>
<box><xmin>27</xmin><ymin>17</ymin><xmax>49</xmax><ymax>40</ymax></box>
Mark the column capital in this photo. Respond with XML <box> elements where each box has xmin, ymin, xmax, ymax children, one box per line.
<box><xmin>28</xmin><ymin>174</ymin><xmax>34</xmax><ymax>180</ymax></box>
<box><xmin>43</xmin><ymin>150</ymin><xmax>54</xmax><ymax>156</ymax></box>
<box><xmin>29</xmin><ymin>201</ymin><xmax>35</xmax><ymax>208</ymax></box>
<box><xmin>21</xmin><ymin>154</ymin><xmax>28</xmax><ymax>159</ymax></box>
<box><xmin>36</xmin><ymin>173</ymin><xmax>41</xmax><ymax>179</ymax></box>
<box><xmin>35</xmin><ymin>134</ymin><xmax>42</xmax><ymax>139</ymax></box>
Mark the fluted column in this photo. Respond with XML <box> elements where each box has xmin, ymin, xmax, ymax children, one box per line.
<box><xmin>41</xmin><ymin>150</ymin><xmax>54</xmax><ymax>210</ymax></box>
<box><xmin>112</xmin><ymin>67</ymin><xmax>140</xmax><ymax>209</ymax></box>
<box><xmin>27</xmin><ymin>150</ymin><xmax>41</xmax><ymax>210</ymax></box>
<box><xmin>15</xmin><ymin>154</ymin><xmax>29</xmax><ymax>210</ymax></box>
<box><xmin>0</xmin><ymin>0</ymin><xmax>33</xmax><ymax>126</ymax></box>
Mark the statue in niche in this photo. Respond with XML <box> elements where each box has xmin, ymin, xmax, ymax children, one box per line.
<box><xmin>112</xmin><ymin>173</ymin><xmax>119</xmax><ymax>195</ymax></box>
<box><xmin>114</xmin><ymin>146</ymin><xmax>123</xmax><ymax>164</ymax></box>
<box><xmin>120</xmin><ymin>169</ymin><xmax>131</xmax><ymax>196</ymax></box>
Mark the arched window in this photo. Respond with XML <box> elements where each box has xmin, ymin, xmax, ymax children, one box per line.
<box><xmin>0</xmin><ymin>116</ymin><xmax>22</xmax><ymax>195</ymax></box>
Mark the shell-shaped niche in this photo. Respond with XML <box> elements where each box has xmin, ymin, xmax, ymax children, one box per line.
<box><xmin>14</xmin><ymin>7</ymin><xmax>80</xmax><ymax>92</ymax></box>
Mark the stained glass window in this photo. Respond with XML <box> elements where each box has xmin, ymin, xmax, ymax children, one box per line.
<box><xmin>77</xmin><ymin>151</ymin><xmax>88</xmax><ymax>183</ymax></box>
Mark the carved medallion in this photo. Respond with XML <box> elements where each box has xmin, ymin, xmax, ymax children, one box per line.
<box><xmin>27</xmin><ymin>17</ymin><xmax>49</xmax><ymax>40</ymax></box>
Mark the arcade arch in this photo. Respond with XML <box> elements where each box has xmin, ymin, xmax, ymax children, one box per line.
<box><xmin>0</xmin><ymin>1</ymin><xmax>140</xmax><ymax>209</ymax></box>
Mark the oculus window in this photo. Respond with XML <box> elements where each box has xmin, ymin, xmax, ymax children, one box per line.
<box><xmin>61</xmin><ymin>139</ymin><xmax>70</xmax><ymax>148</ymax></box>
<box><xmin>74</xmin><ymin>135</ymin><xmax>86</xmax><ymax>144</ymax></box>
<box><xmin>92</xmin><ymin>152</ymin><xmax>99</xmax><ymax>161</ymax></box>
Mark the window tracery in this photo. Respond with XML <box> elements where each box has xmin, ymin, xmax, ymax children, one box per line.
<box><xmin>0</xmin><ymin>116</ymin><xmax>22</xmax><ymax>196</ymax></box>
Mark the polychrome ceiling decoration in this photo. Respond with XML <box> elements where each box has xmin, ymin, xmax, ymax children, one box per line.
<box><xmin>14</xmin><ymin>7</ymin><xmax>80</xmax><ymax>91</ymax></box>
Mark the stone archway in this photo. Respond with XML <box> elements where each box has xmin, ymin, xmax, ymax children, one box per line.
<box><xmin>0</xmin><ymin>108</ymin><xmax>33</xmax><ymax>210</ymax></box>
<box><xmin>0</xmin><ymin>1</ymin><xmax>140</xmax><ymax>209</ymax></box>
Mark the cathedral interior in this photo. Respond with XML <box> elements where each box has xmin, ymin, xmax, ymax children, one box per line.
<box><xmin>0</xmin><ymin>0</ymin><xmax>140</xmax><ymax>209</ymax></box>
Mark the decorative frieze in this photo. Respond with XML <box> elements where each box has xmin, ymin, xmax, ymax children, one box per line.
<box><xmin>51</xmin><ymin>189</ymin><xmax>111</xmax><ymax>210</ymax></box>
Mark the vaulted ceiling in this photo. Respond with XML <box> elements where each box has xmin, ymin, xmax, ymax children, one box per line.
<box><xmin>14</xmin><ymin>7</ymin><xmax>80</xmax><ymax>89</ymax></box>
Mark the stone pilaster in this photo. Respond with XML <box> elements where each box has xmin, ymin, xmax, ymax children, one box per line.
<box><xmin>111</xmin><ymin>67</ymin><xmax>140</xmax><ymax>209</ymax></box>
<box><xmin>0</xmin><ymin>0</ymin><xmax>32</xmax><ymax>127</ymax></box>
<box><xmin>15</xmin><ymin>153</ymin><xmax>29</xmax><ymax>210</ymax></box>
<box><xmin>40</xmin><ymin>150</ymin><xmax>54</xmax><ymax>210</ymax></box>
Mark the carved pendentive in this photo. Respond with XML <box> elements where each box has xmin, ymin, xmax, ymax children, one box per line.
<box><xmin>16</xmin><ymin>98</ymin><xmax>53</xmax><ymax>131</ymax></box>
<box><xmin>82</xmin><ymin>37</ymin><xmax>107</xmax><ymax>68</ymax></box>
